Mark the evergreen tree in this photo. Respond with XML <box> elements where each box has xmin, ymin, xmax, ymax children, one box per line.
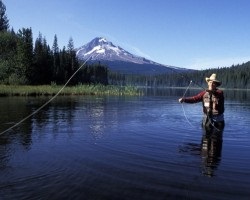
<box><xmin>0</xmin><ymin>0</ymin><xmax>9</xmax><ymax>32</ymax></box>
<box><xmin>32</xmin><ymin>33</ymin><xmax>44</xmax><ymax>84</ymax></box>
<box><xmin>92</xmin><ymin>63</ymin><xmax>108</xmax><ymax>85</ymax></box>
<box><xmin>57</xmin><ymin>47</ymin><xmax>66</xmax><ymax>84</ymax></box>
<box><xmin>16</xmin><ymin>28</ymin><xmax>33</xmax><ymax>84</ymax></box>
<box><xmin>0</xmin><ymin>31</ymin><xmax>18</xmax><ymax>83</ymax></box>
<box><xmin>52</xmin><ymin>34</ymin><xmax>60</xmax><ymax>83</ymax></box>
<box><xmin>66</xmin><ymin>37</ymin><xmax>79</xmax><ymax>84</ymax></box>
<box><xmin>32</xmin><ymin>33</ymin><xmax>53</xmax><ymax>84</ymax></box>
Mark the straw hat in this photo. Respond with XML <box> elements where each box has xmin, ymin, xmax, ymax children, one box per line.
<box><xmin>205</xmin><ymin>73</ymin><xmax>221</xmax><ymax>86</ymax></box>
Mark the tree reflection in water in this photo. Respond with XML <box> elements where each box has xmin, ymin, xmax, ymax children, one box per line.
<box><xmin>179</xmin><ymin>125</ymin><xmax>224</xmax><ymax>177</ymax></box>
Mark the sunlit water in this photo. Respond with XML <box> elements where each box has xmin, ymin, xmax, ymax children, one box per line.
<box><xmin>0</xmin><ymin>89</ymin><xmax>250</xmax><ymax>200</ymax></box>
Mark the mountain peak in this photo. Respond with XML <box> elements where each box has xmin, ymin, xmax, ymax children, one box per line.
<box><xmin>91</xmin><ymin>37</ymin><xmax>109</xmax><ymax>46</ymax></box>
<box><xmin>97</xmin><ymin>37</ymin><xmax>108</xmax><ymax>43</ymax></box>
<box><xmin>76</xmin><ymin>37</ymin><xmax>156</xmax><ymax>64</ymax></box>
<box><xmin>75</xmin><ymin>37</ymin><xmax>191</xmax><ymax>74</ymax></box>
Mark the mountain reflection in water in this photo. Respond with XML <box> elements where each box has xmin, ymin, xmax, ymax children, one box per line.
<box><xmin>0</xmin><ymin>89</ymin><xmax>250</xmax><ymax>200</ymax></box>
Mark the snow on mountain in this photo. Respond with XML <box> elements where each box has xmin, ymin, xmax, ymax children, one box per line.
<box><xmin>76</xmin><ymin>37</ymin><xmax>190</xmax><ymax>74</ymax></box>
<box><xmin>76</xmin><ymin>37</ymin><xmax>161</xmax><ymax>65</ymax></box>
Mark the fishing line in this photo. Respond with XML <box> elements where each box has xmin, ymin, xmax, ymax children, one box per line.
<box><xmin>180</xmin><ymin>80</ymin><xmax>222</xmax><ymax>131</ymax></box>
<box><xmin>0</xmin><ymin>52</ymin><xmax>98</xmax><ymax>136</ymax></box>
<box><xmin>181</xmin><ymin>80</ymin><xmax>192</xmax><ymax>99</ymax></box>
<box><xmin>167</xmin><ymin>65</ymin><xmax>207</xmax><ymax>91</ymax></box>
<box><xmin>170</xmin><ymin>69</ymin><xmax>209</xmax><ymax>129</ymax></box>
<box><xmin>207</xmin><ymin>117</ymin><xmax>221</xmax><ymax>132</ymax></box>
<box><xmin>181</xmin><ymin>80</ymin><xmax>195</xmax><ymax>128</ymax></box>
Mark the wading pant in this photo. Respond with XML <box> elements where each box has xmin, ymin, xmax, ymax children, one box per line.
<box><xmin>202</xmin><ymin>115</ymin><xmax>225</xmax><ymax>131</ymax></box>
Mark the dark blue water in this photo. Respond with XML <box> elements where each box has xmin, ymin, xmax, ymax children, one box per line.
<box><xmin>0</xmin><ymin>89</ymin><xmax>250</xmax><ymax>200</ymax></box>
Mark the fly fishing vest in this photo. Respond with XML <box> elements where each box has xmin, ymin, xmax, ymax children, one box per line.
<box><xmin>203</xmin><ymin>91</ymin><xmax>220</xmax><ymax>116</ymax></box>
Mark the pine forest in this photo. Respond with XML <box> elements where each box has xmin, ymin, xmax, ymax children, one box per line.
<box><xmin>0</xmin><ymin>0</ymin><xmax>249</xmax><ymax>89</ymax></box>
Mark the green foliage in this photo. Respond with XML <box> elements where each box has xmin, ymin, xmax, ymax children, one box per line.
<box><xmin>16</xmin><ymin>28</ymin><xmax>33</xmax><ymax>84</ymax></box>
<box><xmin>0</xmin><ymin>31</ymin><xmax>16</xmax><ymax>58</ymax></box>
<box><xmin>0</xmin><ymin>84</ymin><xmax>140</xmax><ymax>96</ymax></box>
<box><xmin>7</xmin><ymin>73</ymin><xmax>27</xmax><ymax>85</ymax></box>
<box><xmin>0</xmin><ymin>31</ymin><xmax>18</xmax><ymax>83</ymax></box>
<box><xmin>79</xmin><ymin>63</ymin><xmax>109</xmax><ymax>85</ymax></box>
<box><xmin>32</xmin><ymin>33</ymin><xmax>53</xmax><ymax>84</ymax></box>
<box><xmin>0</xmin><ymin>23</ymin><xmax>248</xmax><ymax>89</ymax></box>
<box><xmin>109</xmin><ymin>63</ymin><xmax>250</xmax><ymax>89</ymax></box>
<box><xmin>0</xmin><ymin>28</ymin><xmax>109</xmax><ymax>85</ymax></box>
<box><xmin>0</xmin><ymin>1</ymin><xmax>248</xmax><ymax>89</ymax></box>
<box><xmin>0</xmin><ymin>0</ymin><xmax>9</xmax><ymax>32</ymax></box>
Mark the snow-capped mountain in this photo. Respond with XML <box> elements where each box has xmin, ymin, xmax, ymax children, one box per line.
<box><xmin>76</xmin><ymin>37</ymin><xmax>189</xmax><ymax>74</ymax></box>
<box><xmin>77</xmin><ymin>37</ymin><xmax>160</xmax><ymax>65</ymax></box>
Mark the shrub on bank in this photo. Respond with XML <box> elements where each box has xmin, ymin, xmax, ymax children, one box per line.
<box><xmin>0</xmin><ymin>84</ymin><xmax>141</xmax><ymax>96</ymax></box>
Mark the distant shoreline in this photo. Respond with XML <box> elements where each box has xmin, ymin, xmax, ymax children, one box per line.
<box><xmin>0</xmin><ymin>85</ymin><xmax>249</xmax><ymax>97</ymax></box>
<box><xmin>137</xmin><ymin>86</ymin><xmax>250</xmax><ymax>91</ymax></box>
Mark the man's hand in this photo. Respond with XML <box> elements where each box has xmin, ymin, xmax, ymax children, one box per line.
<box><xmin>179</xmin><ymin>98</ymin><xmax>184</xmax><ymax>103</ymax></box>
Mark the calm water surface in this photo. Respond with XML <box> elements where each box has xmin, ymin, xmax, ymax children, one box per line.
<box><xmin>0</xmin><ymin>89</ymin><xmax>249</xmax><ymax>200</ymax></box>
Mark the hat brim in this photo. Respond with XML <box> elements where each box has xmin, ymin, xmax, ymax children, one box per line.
<box><xmin>205</xmin><ymin>77</ymin><xmax>221</xmax><ymax>86</ymax></box>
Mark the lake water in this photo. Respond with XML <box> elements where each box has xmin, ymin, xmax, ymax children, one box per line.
<box><xmin>0</xmin><ymin>88</ymin><xmax>250</xmax><ymax>200</ymax></box>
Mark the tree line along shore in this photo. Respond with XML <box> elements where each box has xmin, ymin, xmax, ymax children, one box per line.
<box><xmin>0</xmin><ymin>0</ymin><xmax>249</xmax><ymax>93</ymax></box>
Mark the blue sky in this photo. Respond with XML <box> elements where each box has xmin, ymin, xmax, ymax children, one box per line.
<box><xmin>4</xmin><ymin>0</ymin><xmax>250</xmax><ymax>69</ymax></box>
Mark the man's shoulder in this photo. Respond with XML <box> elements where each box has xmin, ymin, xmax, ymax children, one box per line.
<box><xmin>215</xmin><ymin>89</ymin><xmax>224</xmax><ymax>96</ymax></box>
<box><xmin>199</xmin><ymin>90</ymin><xmax>206</xmax><ymax>95</ymax></box>
<box><xmin>216</xmin><ymin>89</ymin><xmax>223</xmax><ymax>93</ymax></box>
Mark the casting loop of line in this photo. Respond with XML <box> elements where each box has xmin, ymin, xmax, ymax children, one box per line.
<box><xmin>0</xmin><ymin>52</ymin><xmax>99</xmax><ymax>136</ymax></box>
<box><xmin>181</xmin><ymin>80</ymin><xmax>195</xmax><ymax>128</ymax></box>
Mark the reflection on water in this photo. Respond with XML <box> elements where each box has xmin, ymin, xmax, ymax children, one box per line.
<box><xmin>0</xmin><ymin>89</ymin><xmax>250</xmax><ymax>200</ymax></box>
<box><xmin>87</xmin><ymin>98</ymin><xmax>106</xmax><ymax>136</ymax></box>
<box><xmin>224</xmin><ymin>89</ymin><xmax>250</xmax><ymax>101</ymax></box>
<box><xmin>142</xmin><ymin>87</ymin><xmax>250</xmax><ymax>101</ymax></box>
<box><xmin>201</xmin><ymin>128</ymin><xmax>223</xmax><ymax>177</ymax></box>
<box><xmin>178</xmin><ymin>127</ymin><xmax>223</xmax><ymax>177</ymax></box>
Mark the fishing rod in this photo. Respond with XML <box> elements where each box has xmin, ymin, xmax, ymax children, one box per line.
<box><xmin>175</xmin><ymin>69</ymin><xmax>225</xmax><ymax>131</ymax></box>
<box><xmin>0</xmin><ymin>52</ymin><xmax>99</xmax><ymax>136</ymax></box>
<box><xmin>170</xmin><ymin>67</ymin><xmax>207</xmax><ymax>91</ymax></box>
<box><xmin>166</xmin><ymin>67</ymin><xmax>208</xmax><ymax>129</ymax></box>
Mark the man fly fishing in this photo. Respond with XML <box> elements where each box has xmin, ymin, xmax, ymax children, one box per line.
<box><xmin>179</xmin><ymin>73</ymin><xmax>225</xmax><ymax>131</ymax></box>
